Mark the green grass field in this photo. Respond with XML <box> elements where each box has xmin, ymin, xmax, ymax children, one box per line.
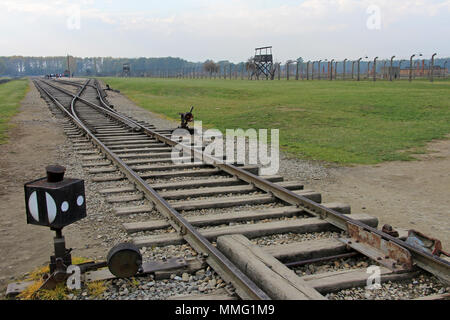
<box><xmin>0</xmin><ymin>79</ymin><xmax>29</xmax><ymax>144</ymax></box>
<box><xmin>103</xmin><ymin>77</ymin><xmax>450</xmax><ymax>164</ymax></box>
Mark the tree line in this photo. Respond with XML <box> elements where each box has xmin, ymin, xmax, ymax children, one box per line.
<box><xmin>0</xmin><ymin>56</ymin><xmax>246</xmax><ymax>77</ymax></box>
<box><xmin>0</xmin><ymin>55</ymin><xmax>447</xmax><ymax>77</ymax></box>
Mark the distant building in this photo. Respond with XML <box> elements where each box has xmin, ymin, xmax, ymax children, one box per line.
<box><xmin>399</xmin><ymin>65</ymin><xmax>447</xmax><ymax>77</ymax></box>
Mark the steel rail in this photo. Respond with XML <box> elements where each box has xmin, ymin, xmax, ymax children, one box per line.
<box><xmin>70</xmin><ymin>79</ymin><xmax>91</xmax><ymax>116</ymax></box>
<box><xmin>33</xmin><ymin>79</ymin><xmax>271</xmax><ymax>300</ymax></box>
<box><xmin>88</xmin><ymin>81</ymin><xmax>450</xmax><ymax>284</ymax></box>
<box><xmin>51</xmin><ymin>78</ymin><xmax>96</xmax><ymax>89</ymax></box>
<box><xmin>42</xmin><ymin>80</ymin><xmax>140</xmax><ymax>131</ymax></box>
<box><xmin>93</xmin><ymin>80</ymin><xmax>116</xmax><ymax>110</ymax></box>
<box><xmin>92</xmin><ymin>79</ymin><xmax>115</xmax><ymax>111</ymax></box>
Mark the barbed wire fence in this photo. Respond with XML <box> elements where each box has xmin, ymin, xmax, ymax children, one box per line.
<box><xmin>136</xmin><ymin>55</ymin><xmax>448</xmax><ymax>82</ymax></box>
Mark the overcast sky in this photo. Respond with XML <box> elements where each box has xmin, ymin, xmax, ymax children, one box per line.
<box><xmin>1</xmin><ymin>0</ymin><xmax>449</xmax><ymax>62</ymax></box>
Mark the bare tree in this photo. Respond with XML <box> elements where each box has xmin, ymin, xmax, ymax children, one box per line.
<box><xmin>203</xmin><ymin>60</ymin><xmax>219</xmax><ymax>77</ymax></box>
<box><xmin>245</xmin><ymin>57</ymin><xmax>256</xmax><ymax>72</ymax></box>
<box><xmin>245</xmin><ymin>57</ymin><xmax>257</xmax><ymax>79</ymax></box>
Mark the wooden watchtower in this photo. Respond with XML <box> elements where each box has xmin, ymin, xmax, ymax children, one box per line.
<box><xmin>252</xmin><ymin>46</ymin><xmax>275</xmax><ymax>80</ymax></box>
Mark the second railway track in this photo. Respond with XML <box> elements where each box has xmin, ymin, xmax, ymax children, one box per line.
<box><xmin>32</xmin><ymin>77</ymin><xmax>450</xmax><ymax>300</ymax></box>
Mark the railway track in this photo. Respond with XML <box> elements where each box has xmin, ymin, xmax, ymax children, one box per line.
<box><xmin>32</xmin><ymin>77</ymin><xmax>450</xmax><ymax>300</ymax></box>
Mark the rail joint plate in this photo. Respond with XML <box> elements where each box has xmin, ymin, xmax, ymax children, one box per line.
<box><xmin>339</xmin><ymin>221</ymin><xmax>413</xmax><ymax>272</ymax></box>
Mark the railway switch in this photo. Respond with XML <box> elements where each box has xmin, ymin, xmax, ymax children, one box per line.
<box><xmin>178</xmin><ymin>106</ymin><xmax>194</xmax><ymax>134</ymax></box>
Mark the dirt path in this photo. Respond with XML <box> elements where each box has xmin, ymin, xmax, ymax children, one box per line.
<box><xmin>0</xmin><ymin>80</ymin><xmax>105</xmax><ymax>294</ymax></box>
<box><xmin>306</xmin><ymin>139</ymin><xmax>450</xmax><ymax>249</ymax></box>
<box><xmin>0</xmin><ymin>80</ymin><xmax>66</xmax><ymax>289</ymax></box>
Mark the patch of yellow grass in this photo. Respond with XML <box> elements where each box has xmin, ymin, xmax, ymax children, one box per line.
<box><xmin>73</xmin><ymin>257</ymin><xmax>94</xmax><ymax>265</ymax></box>
<box><xmin>86</xmin><ymin>281</ymin><xmax>107</xmax><ymax>298</ymax></box>
<box><xmin>35</xmin><ymin>283</ymin><xmax>69</xmax><ymax>300</ymax></box>
<box><xmin>16</xmin><ymin>257</ymin><xmax>97</xmax><ymax>300</ymax></box>
<box><xmin>17</xmin><ymin>279</ymin><xmax>44</xmax><ymax>300</ymax></box>
<box><xmin>26</xmin><ymin>265</ymin><xmax>50</xmax><ymax>281</ymax></box>
<box><xmin>131</xmin><ymin>277</ymin><xmax>140</xmax><ymax>287</ymax></box>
